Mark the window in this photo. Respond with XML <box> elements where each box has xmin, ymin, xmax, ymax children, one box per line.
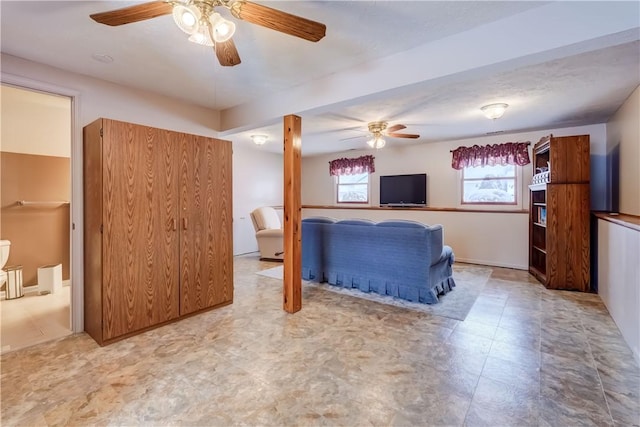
<box><xmin>337</xmin><ymin>172</ymin><xmax>369</xmax><ymax>203</ymax></box>
<box><xmin>462</xmin><ymin>164</ymin><xmax>517</xmax><ymax>204</ymax></box>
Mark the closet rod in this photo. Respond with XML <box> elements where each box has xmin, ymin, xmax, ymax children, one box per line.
<box><xmin>18</xmin><ymin>200</ymin><xmax>70</xmax><ymax>206</ymax></box>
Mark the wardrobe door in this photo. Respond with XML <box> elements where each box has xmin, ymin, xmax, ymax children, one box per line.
<box><xmin>180</xmin><ymin>135</ymin><xmax>233</xmax><ymax>315</ymax></box>
<box><xmin>102</xmin><ymin>120</ymin><xmax>180</xmax><ymax>340</ymax></box>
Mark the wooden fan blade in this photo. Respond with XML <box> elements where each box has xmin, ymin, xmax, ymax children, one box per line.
<box><xmin>232</xmin><ymin>1</ymin><xmax>326</xmax><ymax>42</ymax></box>
<box><xmin>90</xmin><ymin>1</ymin><xmax>172</xmax><ymax>26</ymax></box>
<box><xmin>388</xmin><ymin>133</ymin><xmax>420</xmax><ymax>139</ymax></box>
<box><xmin>387</xmin><ymin>124</ymin><xmax>406</xmax><ymax>133</ymax></box>
<box><xmin>214</xmin><ymin>39</ymin><xmax>242</xmax><ymax>67</ymax></box>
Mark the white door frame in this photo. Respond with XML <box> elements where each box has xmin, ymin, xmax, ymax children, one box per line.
<box><xmin>1</xmin><ymin>73</ymin><xmax>84</xmax><ymax>333</ymax></box>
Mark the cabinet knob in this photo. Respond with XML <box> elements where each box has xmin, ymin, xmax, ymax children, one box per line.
<box><xmin>172</xmin><ymin>219</ymin><xmax>177</xmax><ymax>231</ymax></box>
<box><xmin>182</xmin><ymin>218</ymin><xmax>188</xmax><ymax>230</ymax></box>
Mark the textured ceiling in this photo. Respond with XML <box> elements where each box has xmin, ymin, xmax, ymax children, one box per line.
<box><xmin>1</xmin><ymin>1</ymin><xmax>639</xmax><ymax>155</ymax></box>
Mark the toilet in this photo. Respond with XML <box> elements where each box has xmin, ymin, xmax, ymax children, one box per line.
<box><xmin>0</xmin><ymin>240</ymin><xmax>11</xmax><ymax>289</ymax></box>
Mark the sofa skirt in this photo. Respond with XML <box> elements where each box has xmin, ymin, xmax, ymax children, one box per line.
<box><xmin>302</xmin><ymin>267</ymin><xmax>456</xmax><ymax>305</ymax></box>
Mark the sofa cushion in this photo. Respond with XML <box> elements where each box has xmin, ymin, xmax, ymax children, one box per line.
<box><xmin>256</xmin><ymin>228</ymin><xmax>283</xmax><ymax>238</ymax></box>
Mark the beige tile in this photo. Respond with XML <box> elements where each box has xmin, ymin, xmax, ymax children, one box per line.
<box><xmin>1</xmin><ymin>286</ymin><xmax>71</xmax><ymax>353</ymax></box>
<box><xmin>0</xmin><ymin>255</ymin><xmax>634</xmax><ymax>426</ymax></box>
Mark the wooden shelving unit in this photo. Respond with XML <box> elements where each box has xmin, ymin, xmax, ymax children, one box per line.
<box><xmin>529</xmin><ymin>134</ymin><xmax>591</xmax><ymax>292</ymax></box>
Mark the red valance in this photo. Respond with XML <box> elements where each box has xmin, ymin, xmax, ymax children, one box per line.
<box><xmin>451</xmin><ymin>142</ymin><xmax>530</xmax><ymax>170</ymax></box>
<box><xmin>329</xmin><ymin>155</ymin><xmax>375</xmax><ymax>176</ymax></box>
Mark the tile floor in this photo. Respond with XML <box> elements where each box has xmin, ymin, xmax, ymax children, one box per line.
<box><xmin>1</xmin><ymin>284</ymin><xmax>72</xmax><ymax>354</ymax></box>
<box><xmin>1</xmin><ymin>256</ymin><xmax>638</xmax><ymax>426</ymax></box>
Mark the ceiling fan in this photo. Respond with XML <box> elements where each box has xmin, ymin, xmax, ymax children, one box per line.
<box><xmin>350</xmin><ymin>121</ymin><xmax>420</xmax><ymax>149</ymax></box>
<box><xmin>90</xmin><ymin>0</ymin><xmax>327</xmax><ymax>67</ymax></box>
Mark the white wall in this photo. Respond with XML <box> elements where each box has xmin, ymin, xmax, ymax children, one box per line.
<box><xmin>233</xmin><ymin>146</ymin><xmax>283</xmax><ymax>255</ymax></box>
<box><xmin>600</xmin><ymin>84</ymin><xmax>640</xmax><ymax>365</ymax></box>
<box><xmin>606</xmin><ymin>85</ymin><xmax>640</xmax><ymax>216</ymax></box>
<box><xmin>1</xmin><ymin>54</ymin><xmax>287</xmax><ymax>255</ymax></box>
<box><xmin>302</xmin><ymin>124</ymin><xmax>607</xmax><ymax>270</ymax></box>
<box><xmin>597</xmin><ymin>220</ymin><xmax>640</xmax><ymax>365</ymax></box>
<box><xmin>1</xmin><ymin>54</ymin><xmax>221</xmax><ymax>136</ymax></box>
<box><xmin>1</xmin><ymin>85</ymin><xmax>71</xmax><ymax>157</ymax></box>
<box><xmin>303</xmin><ymin>208</ymin><xmax>528</xmax><ymax>269</ymax></box>
<box><xmin>302</xmin><ymin>124</ymin><xmax>607</xmax><ymax>209</ymax></box>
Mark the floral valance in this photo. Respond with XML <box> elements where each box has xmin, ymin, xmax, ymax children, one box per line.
<box><xmin>451</xmin><ymin>142</ymin><xmax>530</xmax><ymax>170</ymax></box>
<box><xmin>329</xmin><ymin>155</ymin><xmax>375</xmax><ymax>176</ymax></box>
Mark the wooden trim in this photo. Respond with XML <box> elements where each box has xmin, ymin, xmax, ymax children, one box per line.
<box><xmin>594</xmin><ymin>212</ymin><xmax>640</xmax><ymax>232</ymax></box>
<box><xmin>283</xmin><ymin>115</ymin><xmax>302</xmax><ymax>314</ymax></box>
<box><xmin>302</xmin><ymin>205</ymin><xmax>528</xmax><ymax>214</ymax></box>
<box><xmin>460</xmin><ymin>164</ymin><xmax>518</xmax><ymax>206</ymax></box>
<box><xmin>336</xmin><ymin>173</ymin><xmax>370</xmax><ymax>204</ymax></box>
<box><xmin>83</xmin><ymin>118</ymin><xmax>104</xmax><ymax>344</ymax></box>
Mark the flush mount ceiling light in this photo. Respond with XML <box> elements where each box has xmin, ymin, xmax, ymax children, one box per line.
<box><xmin>481</xmin><ymin>103</ymin><xmax>509</xmax><ymax>120</ymax></box>
<box><xmin>251</xmin><ymin>134</ymin><xmax>268</xmax><ymax>145</ymax></box>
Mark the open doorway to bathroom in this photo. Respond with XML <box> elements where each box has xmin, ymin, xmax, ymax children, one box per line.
<box><xmin>0</xmin><ymin>84</ymin><xmax>73</xmax><ymax>353</ymax></box>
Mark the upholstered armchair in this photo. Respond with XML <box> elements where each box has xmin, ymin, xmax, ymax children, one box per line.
<box><xmin>250</xmin><ymin>207</ymin><xmax>284</xmax><ymax>261</ymax></box>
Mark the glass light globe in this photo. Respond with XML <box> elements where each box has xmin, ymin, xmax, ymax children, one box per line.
<box><xmin>209</xmin><ymin>12</ymin><xmax>236</xmax><ymax>43</ymax></box>
<box><xmin>173</xmin><ymin>5</ymin><xmax>200</xmax><ymax>35</ymax></box>
<box><xmin>481</xmin><ymin>103</ymin><xmax>509</xmax><ymax>120</ymax></box>
<box><xmin>251</xmin><ymin>135</ymin><xmax>268</xmax><ymax>145</ymax></box>
<box><xmin>188</xmin><ymin>26</ymin><xmax>214</xmax><ymax>46</ymax></box>
<box><xmin>366</xmin><ymin>136</ymin><xmax>386</xmax><ymax>149</ymax></box>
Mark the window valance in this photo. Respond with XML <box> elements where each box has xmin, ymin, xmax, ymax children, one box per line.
<box><xmin>451</xmin><ymin>142</ymin><xmax>530</xmax><ymax>170</ymax></box>
<box><xmin>329</xmin><ymin>155</ymin><xmax>375</xmax><ymax>176</ymax></box>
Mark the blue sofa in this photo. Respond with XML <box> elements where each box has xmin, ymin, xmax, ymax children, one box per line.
<box><xmin>301</xmin><ymin>217</ymin><xmax>456</xmax><ymax>304</ymax></box>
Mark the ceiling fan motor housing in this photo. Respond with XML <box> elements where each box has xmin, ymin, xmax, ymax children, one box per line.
<box><xmin>368</xmin><ymin>121</ymin><xmax>388</xmax><ymax>134</ymax></box>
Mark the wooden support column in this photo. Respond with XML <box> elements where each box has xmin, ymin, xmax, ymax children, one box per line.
<box><xmin>283</xmin><ymin>114</ymin><xmax>302</xmax><ymax>313</ymax></box>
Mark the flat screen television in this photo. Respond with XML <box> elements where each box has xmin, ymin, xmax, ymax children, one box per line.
<box><xmin>380</xmin><ymin>173</ymin><xmax>427</xmax><ymax>207</ymax></box>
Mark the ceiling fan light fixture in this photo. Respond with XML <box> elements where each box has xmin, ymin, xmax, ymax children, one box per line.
<box><xmin>172</xmin><ymin>4</ymin><xmax>200</xmax><ymax>35</ymax></box>
<box><xmin>367</xmin><ymin>135</ymin><xmax>386</xmax><ymax>149</ymax></box>
<box><xmin>251</xmin><ymin>134</ymin><xmax>268</xmax><ymax>145</ymax></box>
<box><xmin>481</xmin><ymin>103</ymin><xmax>509</xmax><ymax>120</ymax></box>
<box><xmin>209</xmin><ymin>12</ymin><xmax>236</xmax><ymax>43</ymax></box>
<box><xmin>189</xmin><ymin>26</ymin><xmax>214</xmax><ymax>46</ymax></box>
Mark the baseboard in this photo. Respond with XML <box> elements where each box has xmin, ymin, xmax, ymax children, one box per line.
<box><xmin>235</xmin><ymin>251</ymin><xmax>260</xmax><ymax>257</ymax></box>
<box><xmin>23</xmin><ymin>284</ymin><xmax>41</xmax><ymax>294</ymax></box>
<box><xmin>455</xmin><ymin>257</ymin><xmax>528</xmax><ymax>271</ymax></box>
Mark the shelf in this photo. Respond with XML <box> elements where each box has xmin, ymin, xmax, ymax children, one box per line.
<box><xmin>529</xmin><ymin>265</ymin><xmax>547</xmax><ymax>282</ymax></box>
<box><xmin>528</xmin><ymin>134</ymin><xmax>591</xmax><ymax>292</ymax></box>
<box><xmin>533</xmin><ymin>245</ymin><xmax>547</xmax><ymax>254</ymax></box>
<box><xmin>528</xmin><ymin>183</ymin><xmax>547</xmax><ymax>191</ymax></box>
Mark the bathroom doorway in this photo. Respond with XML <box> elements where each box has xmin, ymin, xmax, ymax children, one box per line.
<box><xmin>0</xmin><ymin>84</ymin><xmax>73</xmax><ymax>353</ymax></box>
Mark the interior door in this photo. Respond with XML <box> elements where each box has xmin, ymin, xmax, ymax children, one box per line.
<box><xmin>180</xmin><ymin>135</ymin><xmax>233</xmax><ymax>315</ymax></box>
<box><xmin>102</xmin><ymin>120</ymin><xmax>180</xmax><ymax>340</ymax></box>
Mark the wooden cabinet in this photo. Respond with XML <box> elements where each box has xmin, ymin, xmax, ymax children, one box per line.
<box><xmin>529</xmin><ymin>134</ymin><xmax>590</xmax><ymax>291</ymax></box>
<box><xmin>83</xmin><ymin>118</ymin><xmax>233</xmax><ymax>345</ymax></box>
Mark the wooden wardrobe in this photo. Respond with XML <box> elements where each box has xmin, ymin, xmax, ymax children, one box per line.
<box><xmin>83</xmin><ymin>118</ymin><xmax>233</xmax><ymax>345</ymax></box>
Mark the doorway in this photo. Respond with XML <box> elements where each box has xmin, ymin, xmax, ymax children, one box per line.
<box><xmin>0</xmin><ymin>84</ymin><xmax>73</xmax><ymax>353</ymax></box>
